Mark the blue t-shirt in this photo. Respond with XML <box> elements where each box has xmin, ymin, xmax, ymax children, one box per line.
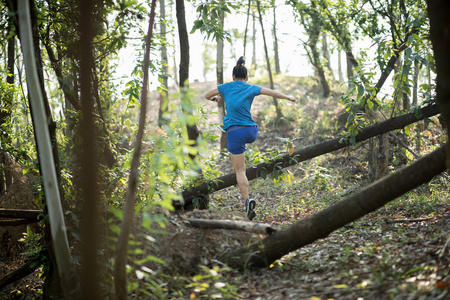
<box><xmin>218</xmin><ymin>81</ymin><xmax>262</xmax><ymax>131</ymax></box>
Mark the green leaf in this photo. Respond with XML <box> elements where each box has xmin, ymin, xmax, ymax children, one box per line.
<box><xmin>357</xmin><ymin>85</ymin><xmax>364</xmax><ymax>97</ymax></box>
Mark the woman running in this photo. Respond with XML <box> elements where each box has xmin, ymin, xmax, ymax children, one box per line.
<box><xmin>205</xmin><ymin>56</ymin><xmax>297</xmax><ymax>220</ymax></box>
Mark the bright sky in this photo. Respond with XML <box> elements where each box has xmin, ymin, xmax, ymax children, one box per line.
<box><xmin>115</xmin><ymin>0</ymin><xmax>316</xmax><ymax>92</ymax></box>
<box><xmin>113</xmin><ymin>0</ymin><xmax>394</xmax><ymax>99</ymax></box>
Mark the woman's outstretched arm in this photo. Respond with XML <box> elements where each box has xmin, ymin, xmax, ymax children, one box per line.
<box><xmin>259</xmin><ymin>88</ymin><xmax>297</xmax><ymax>102</ymax></box>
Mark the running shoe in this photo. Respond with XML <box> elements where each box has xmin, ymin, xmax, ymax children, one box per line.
<box><xmin>244</xmin><ymin>199</ymin><xmax>256</xmax><ymax>221</ymax></box>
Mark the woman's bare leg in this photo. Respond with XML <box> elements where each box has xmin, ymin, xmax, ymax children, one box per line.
<box><xmin>230</xmin><ymin>152</ymin><xmax>249</xmax><ymax>200</ymax></box>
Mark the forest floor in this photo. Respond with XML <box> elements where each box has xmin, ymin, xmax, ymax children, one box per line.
<box><xmin>1</xmin><ymin>76</ymin><xmax>449</xmax><ymax>299</ymax></box>
<box><xmin>145</xmin><ymin>76</ymin><xmax>450</xmax><ymax>300</ymax></box>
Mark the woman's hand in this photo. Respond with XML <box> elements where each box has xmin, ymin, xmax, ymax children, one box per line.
<box><xmin>288</xmin><ymin>95</ymin><xmax>297</xmax><ymax>102</ymax></box>
<box><xmin>211</xmin><ymin>95</ymin><xmax>222</xmax><ymax>102</ymax></box>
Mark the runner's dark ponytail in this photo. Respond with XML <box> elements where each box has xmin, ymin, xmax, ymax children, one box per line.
<box><xmin>233</xmin><ymin>56</ymin><xmax>248</xmax><ymax>79</ymax></box>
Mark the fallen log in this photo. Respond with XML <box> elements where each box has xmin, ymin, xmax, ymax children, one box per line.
<box><xmin>0</xmin><ymin>209</ymin><xmax>43</xmax><ymax>220</ymax></box>
<box><xmin>179</xmin><ymin>104</ymin><xmax>440</xmax><ymax>209</ymax></box>
<box><xmin>384</xmin><ymin>218</ymin><xmax>434</xmax><ymax>224</ymax></box>
<box><xmin>0</xmin><ymin>218</ymin><xmax>40</xmax><ymax>226</ymax></box>
<box><xmin>0</xmin><ymin>259</ymin><xmax>41</xmax><ymax>289</ymax></box>
<box><xmin>184</xmin><ymin>218</ymin><xmax>277</xmax><ymax>235</ymax></box>
<box><xmin>219</xmin><ymin>144</ymin><xmax>447</xmax><ymax>269</ymax></box>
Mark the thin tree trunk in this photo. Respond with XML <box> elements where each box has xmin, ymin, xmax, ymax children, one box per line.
<box><xmin>251</xmin><ymin>11</ymin><xmax>257</xmax><ymax>69</ymax></box>
<box><xmin>243</xmin><ymin>0</ymin><xmax>252</xmax><ymax>57</ymax></box>
<box><xmin>311</xmin><ymin>41</ymin><xmax>331</xmax><ymax>97</ymax></box>
<box><xmin>272</xmin><ymin>5</ymin><xmax>280</xmax><ymax>74</ymax></box>
<box><xmin>114</xmin><ymin>1</ymin><xmax>157</xmax><ymax>299</ymax></box>
<box><xmin>338</xmin><ymin>51</ymin><xmax>344</xmax><ymax>83</ymax></box>
<box><xmin>398</xmin><ymin>55</ymin><xmax>410</xmax><ymax>112</ymax></box>
<box><xmin>322</xmin><ymin>33</ymin><xmax>335</xmax><ymax>81</ymax></box>
<box><xmin>221</xmin><ymin>145</ymin><xmax>447</xmax><ymax>269</ymax></box>
<box><xmin>1</xmin><ymin>19</ymin><xmax>15</xmax><ymax>194</ymax></box>
<box><xmin>346</xmin><ymin>54</ymin><xmax>354</xmax><ymax>82</ymax></box>
<box><xmin>412</xmin><ymin>60</ymin><xmax>419</xmax><ymax>106</ymax></box>
<box><xmin>217</xmin><ymin>3</ymin><xmax>227</xmax><ymax>152</ymax></box>
<box><xmin>368</xmin><ymin>133</ymin><xmax>389</xmax><ymax>181</ymax></box>
<box><xmin>294</xmin><ymin>0</ymin><xmax>330</xmax><ymax>97</ymax></box>
<box><xmin>158</xmin><ymin>0</ymin><xmax>169</xmax><ymax>127</ymax></box>
<box><xmin>256</xmin><ymin>0</ymin><xmax>282</xmax><ymax>121</ymax></box>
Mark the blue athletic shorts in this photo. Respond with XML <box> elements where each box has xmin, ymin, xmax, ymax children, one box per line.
<box><xmin>226</xmin><ymin>125</ymin><xmax>258</xmax><ymax>154</ymax></box>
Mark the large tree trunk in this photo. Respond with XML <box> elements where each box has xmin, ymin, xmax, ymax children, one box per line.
<box><xmin>256</xmin><ymin>0</ymin><xmax>282</xmax><ymax>121</ymax></box>
<box><xmin>427</xmin><ymin>0</ymin><xmax>450</xmax><ymax>163</ymax></box>
<box><xmin>179</xmin><ymin>104</ymin><xmax>440</xmax><ymax>207</ymax></box>
<box><xmin>221</xmin><ymin>145</ymin><xmax>447</xmax><ymax>269</ymax></box>
<box><xmin>78</xmin><ymin>0</ymin><xmax>103</xmax><ymax>297</ymax></box>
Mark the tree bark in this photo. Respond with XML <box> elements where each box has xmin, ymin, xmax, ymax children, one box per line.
<box><xmin>311</xmin><ymin>39</ymin><xmax>331</xmax><ymax>97</ymax></box>
<box><xmin>426</xmin><ymin>0</ymin><xmax>450</xmax><ymax>167</ymax></box>
<box><xmin>79</xmin><ymin>0</ymin><xmax>101</xmax><ymax>297</ymax></box>
<box><xmin>368</xmin><ymin>133</ymin><xmax>389</xmax><ymax>181</ymax></box>
<box><xmin>184</xmin><ymin>218</ymin><xmax>277</xmax><ymax>235</ymax></box>
<box><xmin>272</xmin><ymin>6</ymin><xmax>280</xmax><ymax>74</ymax></box>
<box><xmin>220</xmin><ymin>145</ymin><xmax>447</xmax><ymax>269</ymax></box>
<box><xmin>176</xmin><ymin>0</ymin><xmax>209</xmax><ymax>209</ymax></box>
<box><xmin>179</xmin><ymin>104</ymin><xmax>440</xmax><ymax>208</ymax></box>
<box><xmin>217</xmin><ymin>3</ymin><xmax>227</xmax><ymax>152</ymax></box>
<box><xmin>176</xmin><ymin>0</ymin><xmax>199</xmax><ymax>145</ymax></box>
